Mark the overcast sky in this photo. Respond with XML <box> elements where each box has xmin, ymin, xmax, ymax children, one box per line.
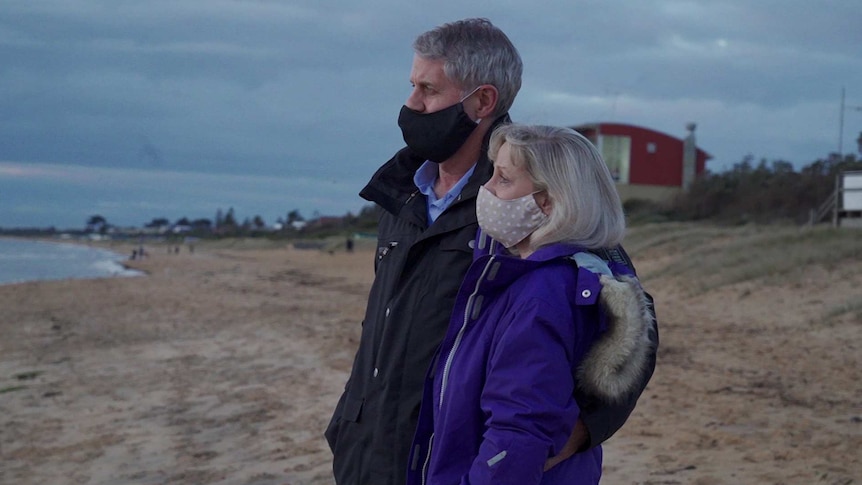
<box><xmin>2</xmin><ymin>0</ymin><xmax>861</xmax><ymax>229</ymax></box>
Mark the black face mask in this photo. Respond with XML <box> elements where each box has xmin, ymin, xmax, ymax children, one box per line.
<box><xmin>397</xmin><ymin>97</ymin><xmax>479</xmax><ymax>163</ymax></box>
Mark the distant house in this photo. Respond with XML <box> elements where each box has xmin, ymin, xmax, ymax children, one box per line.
<box><xmin>572</xmin><ymin>122</ymin><xmax>712</xmax><ymax>202</ymax></box>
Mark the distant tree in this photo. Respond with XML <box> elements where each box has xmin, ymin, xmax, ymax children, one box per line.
<box><xmin>286</xmin><ymin>209</ymin><xmax>304</xmax><ymax>225</ymax></box>
<box><xmin>355</xmin><ymin>205</ymin><xmax>381</xmax><ymax>231</ymax></box>
<box><xmin>668</xmin><ymin>152</ymin><xmax>862</xmax><ymax>224</ymax></box>
<box><xmin>145</xmin><ymin>217</ymin><xmax>170</xmax><ymax>228</ymax></box>
<box><xmin>86</xmin><ymin>215</ymin><xmax>108</xmax><ymax>234</ymax></box>
<box><xmin>175</xmin><ymin>217</ymin><xmax>191</xmax><ymax>226</ymax></box>
<box><xmin>342</xmin><ymin>211</ymin><xmax>358</xmax><ymax>226</ymax></box>
<box><xmin>252</xmin><ymin>215</ymin><xmax>265</xmax><ymax>229</ymax></box>
<box><xmin>223</xmin><ymin>208</ymin><xmax>237</xmax><ymax>227</ymax></box>
<box><xmin>215</xmin><ymin>208</ymin><xmax>224</xmax><ymax>229</ymax></box>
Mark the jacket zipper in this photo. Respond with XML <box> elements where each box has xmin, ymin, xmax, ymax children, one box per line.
<box><xmin>439</xmin><ymin>255</ymin><xmax>496</xmax><ymax>408</ymax></box>
<box><xmin>373</xmin><ymin>189</ymin><xmax>439</xmax><ymax>380</ymax></box>
<box><xmin>405</xmin><ymin>189</ymin><xmax>419</xmax><ymax>206</ymax></box>
<box><xmin>420</xmin><ymin>433</ymin><xmax>434</xmax><ymax>485</ymax></box>
<box><xmin>371</xmin><ymin>189</ymin><xmax>417</xmax><ymax>374</ymax></box>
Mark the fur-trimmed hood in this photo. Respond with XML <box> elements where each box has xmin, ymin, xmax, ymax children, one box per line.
<box><xmin>577</xmin><ymin>273</ymin><xmax>656</xmax><ymax>403</ymax></box>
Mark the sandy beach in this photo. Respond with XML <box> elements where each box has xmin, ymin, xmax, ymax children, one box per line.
<box><xmin>1</xmin><ymin>224</ymin><xmax>860</xmax><ymax>485</ymax></box>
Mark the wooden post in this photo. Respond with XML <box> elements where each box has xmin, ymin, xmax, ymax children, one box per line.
<box><xmin>832</xmin><ymin>173</ymin><xmax>840</xmax><ymax>228</ymax></box>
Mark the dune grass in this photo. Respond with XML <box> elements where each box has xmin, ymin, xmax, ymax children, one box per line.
<box><xmin>626</xmin><ymin>223</ymin><xmax>861</xmax><ymax>294</ymax></box>
<box><xmin>824</xmin><ymin>298</ymin><xmax>862</xmax><ymax>324</ymax></box>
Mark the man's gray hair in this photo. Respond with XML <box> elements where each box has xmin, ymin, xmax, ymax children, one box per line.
<box><xmin>488</xmin><ymin>124</ymin><xmax>626</xmax><ymax>250</ymax></box>
<box><xmin>413</xmin><ymin>18</ymin><xmax>522</xmax><ymax>118</ymax></box>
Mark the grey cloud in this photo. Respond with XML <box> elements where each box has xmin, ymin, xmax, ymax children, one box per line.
<box><xmin>1</xmin><ymin>0</ymin><xmax>861</xmax><ymax>228</ymax></box>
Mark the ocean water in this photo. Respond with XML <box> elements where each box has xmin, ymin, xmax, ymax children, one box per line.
<box><xmin>0</xmin><ymin>238</ymin><xmax>143</xmax><ymax>285</ymax></box>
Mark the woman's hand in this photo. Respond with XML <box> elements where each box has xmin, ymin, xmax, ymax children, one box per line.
<box><xmin>543</xmin><ymin>419</ymin><xmax>588</xmax><ymax>471</ymax></box>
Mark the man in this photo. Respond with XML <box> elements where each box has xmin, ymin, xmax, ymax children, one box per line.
<box><xmin>326</xmin><ymin>18</ymin><xmax>657</xmax><ymax>485</ymax></box>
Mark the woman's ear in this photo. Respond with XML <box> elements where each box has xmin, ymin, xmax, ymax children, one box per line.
<box><xmin>536</xmin><ymin>192</ymin><xmax>553</xmax><ymax>216</ymax></box>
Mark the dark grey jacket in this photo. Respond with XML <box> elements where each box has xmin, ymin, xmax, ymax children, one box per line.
<box><xmin>325</xmin><ymin>115</ymin><xmax>658</xmax><ymax>485</ymax></box>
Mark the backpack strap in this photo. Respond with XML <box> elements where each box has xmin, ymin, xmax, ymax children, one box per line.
<box><xmin>588</xmin><ymin>245</ymin><xmax>639</xmax><ymax>277</ymax></box>
<box><xmin>568</xmin><ymin>246</ymin><xmax>645</xmax><ymax>306</ymax></box>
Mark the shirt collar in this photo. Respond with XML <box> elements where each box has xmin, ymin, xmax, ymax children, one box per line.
<box><xmin>413</xmin><ymin>160</ymin><xmax>439</xmax><ymax>200</ymax></box>
<box><xmin>413</xmin><ymin>160</ymin><xmax>478</xmax><ymax>205</ymax></box>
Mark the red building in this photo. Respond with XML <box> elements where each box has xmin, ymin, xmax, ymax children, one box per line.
<box><xmin>572</xmin><ymin>122</ymin><xmax>712</xmax><ymax>202</ymax></box>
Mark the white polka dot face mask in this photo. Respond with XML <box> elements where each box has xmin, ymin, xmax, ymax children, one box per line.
<box><xmin>476</xmin><ymin>185</ymin><xmax>549</xmax><ymax>248</ymax></box>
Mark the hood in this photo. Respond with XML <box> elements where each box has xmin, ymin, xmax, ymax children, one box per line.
<box><xmin>576</xmin><ymin>274</ymin><xmax>656</xmax><ymax>403</ymax></box>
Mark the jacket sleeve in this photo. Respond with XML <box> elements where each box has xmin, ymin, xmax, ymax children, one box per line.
<box><xmin>577</xmin><ymin>289</ymin><xmax>658</xmax><ymax>449</ymax></box>
<box><xmin>464</xmin><ymin>297</ymin><xmax>586</xmax><ymax>485</ymax></box>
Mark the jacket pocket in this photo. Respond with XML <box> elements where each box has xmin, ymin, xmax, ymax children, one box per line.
<box><xmin>327</xmin><ymin>394</ymin><xmax>367</xmax><ymax>483</ymax></box>
<box><xmin>438</xmin><ymin>229</ymin><xmax>475</xmax><ymax>254</ymax></box>
<box><xmin>342</xmin><ymin>395</ymin><xmax>364</xmax><ymax>422</ymax></box>
<box><xmin>325</xmin><ymin>394</ymin><xmax>364</xmax><ymax>452</ymax></box>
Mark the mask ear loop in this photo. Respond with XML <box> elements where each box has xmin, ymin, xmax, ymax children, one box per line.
<box><xmin>459</xmin><ymin>85</ymin><xmax>483</xmax><ymax>103</ymax></box>
<box><xmin>460</xmin><ymin>85</ymin><xmax>484</xmax><ymax>124</ymax></box>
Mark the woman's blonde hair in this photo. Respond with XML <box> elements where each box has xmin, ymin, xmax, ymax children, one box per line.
<box><xmin>487</xmin><ymin>124</ymin><xmax>625</xmax><ymax>250</ymax></box>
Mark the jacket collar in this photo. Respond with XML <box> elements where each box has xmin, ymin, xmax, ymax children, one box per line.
<box><xmin>471</xmin><ymin>238</ymin><xmax>590</xmax><ymax>288</ymax></box>
<box><xmin>526</xmin><ymin>243</ymin><xmax>592</xmax><ymax>262</ymax></box>
<box><xmin>478</xmin><ymin>229</ymin><xmax>589</xmax><ymax>263</ymax></box>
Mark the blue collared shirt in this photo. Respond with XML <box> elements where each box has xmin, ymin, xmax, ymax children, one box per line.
<box><xmin>413</xmin><ymin>160</ymin><xmax>477</xmax><ymax>225</ymax></box>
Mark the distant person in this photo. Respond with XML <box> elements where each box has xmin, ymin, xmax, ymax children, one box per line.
<box><xmin>406</xmin><ymin>124</ymin><xmax>655</xmax><ymax>484</ymax></box>
<box><xmin>325</xmin><ymin>18</ymin><xmax>657</xmax><ymax>485</ymax></box>
<box><xmin>345</xmin><ymin>237</ymin><xmax>354</xmax><ymax>253</ymax></box>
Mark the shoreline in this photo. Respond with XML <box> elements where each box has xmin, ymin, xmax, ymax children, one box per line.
<box><xmin>0</xmin><ymin>237</ymin><xmax>145</xmax><ymax>286</ymax></box>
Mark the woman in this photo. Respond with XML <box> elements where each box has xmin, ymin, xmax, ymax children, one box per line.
<box><xmin>406</xmin><ymin>124</ymin><xmax>654</xmax><ymax>485</ymax></box>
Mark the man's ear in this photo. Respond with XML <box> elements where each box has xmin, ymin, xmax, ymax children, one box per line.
<box><xmin>475</xmin><ymin>85</ymin><xmax>499</xmax><ymax>119</ymax></box>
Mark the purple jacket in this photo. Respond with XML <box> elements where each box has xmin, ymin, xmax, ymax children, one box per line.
<box><xmin>406</xmin><ymin>232</ymin><xmax>653</xmax><ymax>485</ymax></box>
